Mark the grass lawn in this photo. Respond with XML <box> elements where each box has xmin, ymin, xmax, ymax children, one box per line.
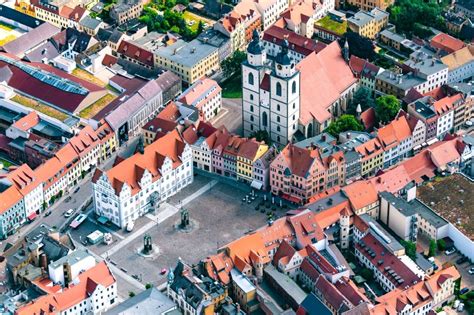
<box><xmin>0</xmin><ymin>158</ymin><xmax>14</xmax><ymax>168</ymax></box>
<box><xmin>72</xmin><ymin>68</ymin><xmax>106</xmax><ymax>87</ymax></box>
<box><xmin>78</xmin><ymin>94</ymin><xmax>116</xmax><ymax>119</ymax></box>
<box><xmin>221</xmin><ymin>74</ymin><xmax>242</xmax><ymax>98</ymax></box>
<box><xmin>183</xmin><ymin>11</ymin><xmax>212</xmax><ymax>31</ymax></box>
<box><xmin>315</xmin><ymin>16</ymin><xmax>347</xmax><ymax>36</ymax></box>
<box><xmin>11</xmin><ymin>95</ymin><xmax>69</xmax><ymax>122</ymax></box>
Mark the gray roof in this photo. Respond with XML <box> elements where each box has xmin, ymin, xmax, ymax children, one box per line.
<box><xmin>376</xmin><ymin>70</ymin><xmax>425</xmax><ymax>91</ymax></box>
<box><xmin>263</xmin><ymin>265</ymin><xmax>307</xmax><ymax>304</ymax></box>
<box><xmin>230</xmin><ymin>268</ymin><xmax>256</xmax><ymax>294</ymax></box>
<box><xmin>1</xmin><ymin>23</ymin><xmax>60</xmax><ymax>56</ymax></box>
<box><xmin>80</xmin><ymin>16</ymin><xmax>102</xmax><ymax>30</ymax></box>
<box><xmin>23</xmin><ymin>41</ymin><xmax>60</xmax><ymax>62</ymax></box>
<box><xmin>404</xmin><ymin>57</ymin><xmax>448</xmax><ymax>77</ymax></box>
<box><xmin>49</xmin><ymin>250</ymin><xmax>90</xmax><ymax>268</ymax></box>
<box><xmin>415</xmin><ymin>253</ymin><xmax>433</xmax><ymax>272</ymax></box>
<box><xmin>360</xmin><ymin>213</ymin><xmax>404</xmax><ymax>254</ymax></box>
<box><xmin>155</xmin><ymin>39</ymin><xmax>217</xmax><ymax>68</ymax></box>
<box><xmin>197</xmin><ymin>28</ymin><xmax>230</xmax><ymax>48</ymax></box>
<box><xmin>306</xmin><ymin>190</ymin><xmax>348</xmax><ymax>212</ymax></box>
<box><xmin>106</xmin><ymin>79</ymin><xmax>163</xmax><ymax>130</ymax></box>
<box><xmin>380</xmin><ymin>29</ymin><xmax>405</xmax><ymax>43</ymax></box>
<box><xmin>380</xmin><ymin>192</ymin><xmax>449</xmax><ymax>228</ymax></box>
<box><xmin>348</xmin><ymin>8</ymin><xmax>388</xmax><ymax>27</ymax></box>
<box><xmin>410</xmin><ymin>98</ymin><xmax>437</xmax><ymax>119</ymax></box>
<box><xmin>105</xmin><ymin>288</ymin><xmax>177</xmax><ymax>315</ymax></box>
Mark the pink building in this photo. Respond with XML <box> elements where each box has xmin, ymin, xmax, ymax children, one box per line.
<box><xmin>177</xmin><ymin>77</ymin><xmax>222</xmax><ymax>121</ymax></box>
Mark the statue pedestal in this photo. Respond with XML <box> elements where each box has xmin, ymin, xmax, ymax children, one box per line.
<box><xmin>137</xmin><ymin>244</ymin><xmax>160</xmax><ymax>258</ymax></box>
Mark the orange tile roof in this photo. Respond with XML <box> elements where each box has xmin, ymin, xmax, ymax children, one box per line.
<box><xmin>16</xmin><ymin>261</ymin><xmax>115</xmax><ymax>315</ymax></box>
<box><xmin>312</xmin><ymin>201</ymin><xmax>351</xmax><ymax>229</ymax></box>
<box><xmin>35</xmin><ymin>157</ymin><xmax>64</xmax><ymax>190</ymax></box>
<box><xmin>370</xmin><ymin>164</ymin><xmax>411</xmax><ymax>194</ymax></box>
<box><xmin>280</xmin><ymin>1</ymin><xmax>313</xmax><ymax>26</ymax></box>
<box><xmin>273</xmin><ymin>143</ymin><xmax>321</xmax><ymax>178</ymax></box>
<box><xmin>12</xmin><ymin>111</ymin><xmax>40</xmax><ymax>131</ymax></box>
<box><xmin>376</xmin><ymin>115</ymin><xmax>412</xmax><ymax>149</ymax></box>
<box><xmin>430</xmin><ymin>32</ymin><xmax>465</xmax><ymax>54</ymax></box>
<box><xmin>355</xmin><ymin>138</ymin><xmax>383</xmax><ymax>160</ymax></box>
<box><xmin>0</xmin><ymin>185</ymin><xmax>23</xmax><ymax>214</ymax></box>
<box><xmin>238</xmin><ymin>138</ymin><xmax>265</xmax><ymax>160</ymax></box>
<box><xmin>102</xmin><ymin>130</ymin><xmax>186</xmax><ymax>195</ymax></box>
<box><xmin>342</xmin><ymin>181</ymin><xmax>378</xmax><ymax>210</ymax></box>
<box><xmin>69</xmin><ymin>125</ymin><xmax>99</xmax><ymax>156</ymax></box>
<box><xmin>360</xmin><ymin>107</ymin><xmax>375</xmax><ymax>130</ymax></box>
<box><xmin>6</xmin><ymin>163</ymin><xmax>40</xmax><ymax>196</ymax></box>
<box><xmin>297</xmin><ymin>42</ymin><xmax>357</xmax><ymax>124</ymax></box>
<box><xmin>157</xmin><ymin>102</ymin><xmax>180</xmax><ymax>121</ymax></box>
<box><xmin>427</xmin><ymin>138</ymin><xmax>462</xmax><ymax>169</ymax></box>
<box><xmin>432</xmin><ymin>93</ymin><xmax>463</xmax><ymax>116</ymax></box>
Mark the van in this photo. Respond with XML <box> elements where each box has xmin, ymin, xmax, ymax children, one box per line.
<box><xmin>64</xmin><ymin>209</ymin><xmax>74</xmax><ymax>218</ymax></box>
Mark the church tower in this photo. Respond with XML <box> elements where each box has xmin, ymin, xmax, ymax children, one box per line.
<box><xmin>242</xmin><ymin>30</ymin><xmax>268</xmax><ymax>137</ymax></box>
<box><xmin>269</xmin><ymin>39</ymin><xmax>300</xmax><ymax>146</ymax></box>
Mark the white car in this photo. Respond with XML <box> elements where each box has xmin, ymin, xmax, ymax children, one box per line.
<box><xmin>445</xmin><ymin>247</ymin><xmax>456</xmax><ymax>255</ymax></box>
<box><xmin>64</xmin><ymin>209</ymin><xmax>74</xmax><ymax>218</ymax></box>
<box><xmin>126</xmin><ymin>221</ymin><xmax>134</xmax><ymax>232</ymax></box>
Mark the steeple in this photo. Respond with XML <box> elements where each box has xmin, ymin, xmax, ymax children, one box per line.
<box><xmin>247</xmin><ymin>29</ymin><xmax>266</xmax><ymax>66</ymax></box>
<box><xmin>343</xmin><ymin>39</ymin><xmax>350</xmax><ymax>62</ymax></box>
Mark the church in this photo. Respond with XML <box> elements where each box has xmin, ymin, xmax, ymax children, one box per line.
<box><xmin>242</xmin><ymin>30</ymin><xmax>358</xmax><ymax>146</ymax></box>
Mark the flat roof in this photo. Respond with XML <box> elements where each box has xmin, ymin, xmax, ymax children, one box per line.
<box><xmin>264</xmin><ymin>265</ymin><xmax>307</xmax><ymax>304</ymax></box>
<box><xmin>231</xmin><ymin>268</ymin><xmax>256</xmax><ymax>293</ymax></box>
<box><xmin>155</xmin><ymin>39</ymin><xmax>217</xmax><ymax>68</ymax></box>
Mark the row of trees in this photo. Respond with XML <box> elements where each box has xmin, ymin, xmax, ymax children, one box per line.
<box><xmin>388</xmin><ymin>0</ymin><xmax>448</xmax><ymax>39</ymax></box>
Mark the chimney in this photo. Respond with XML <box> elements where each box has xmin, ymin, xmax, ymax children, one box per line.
<box><xmin>347</xmin><ymin>132</ymin><xmax>351</xmax><ymax>139</ymax></box>
<box><xmin>40</xmin><ymin>253</ymin><xmax>48</xmax><ymax>269</ymax></box>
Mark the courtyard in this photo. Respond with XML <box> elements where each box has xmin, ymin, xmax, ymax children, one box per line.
<box><xmin>69</xmin><ymin>173</ymin><xmax>274</xmax><ymax>294</ymax></box>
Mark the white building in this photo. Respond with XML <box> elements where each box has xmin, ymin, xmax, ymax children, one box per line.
<box><xmin>441</xmin><ymin>45</ymin><xmax>474</xmax><ymax>84</ymax></box>
<box><xmin>92</xmin><ymin>130</ymin><xmax>193</xmax><ymax>228</ymax></box>
<box><xmin>255</xmin><ymin>0</ymin><xmax>289</xmax><ymax>30</ymax></box>
<box><xmin>242</xmin><ymin>32</ymin><xmax>357</xmax><ymax>146</ymax></box>
<box><xmin>404</xmin><ymin>57</ymin><xmax>449</xmax><ymax>94</ymax></box>
<box><xmin>48</xmin><ymin>250</ymin><xmax>97</xmax><ymax>286</ymax></box>
<box><xmin>376</xmin><ymin>115</ymin><xmax>413</xmax><ymax>168</ymax></box>
<box><xmin>177</xmin><ymin>77</ymin><xmax>222</xmax><ymax>121</ymax></box>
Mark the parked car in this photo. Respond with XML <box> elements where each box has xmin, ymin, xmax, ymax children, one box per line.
<box><xmin>456</xmin><ymin>256</ymin><xmax>468</xmax><ymax>265</ymax></box>
<box><xmin>445</xmin><ymin>247</ymin><xmax>456</xmax><ymax>255</ymax></box>
<box><xmin>160</xmin><ymin>268</ymin><xmax>167</xmax><ymax>275</ymax></box>
<box><xmin>64</xmin><ymin>209</ymin><xmax>74</xmax><ymax>218</ymax></box>
<box><xmin>44</xmin><ymin>210</ymin><xmax>52</xmax><ymax>217</ymax></box>
<box><xmin>468</xmin><ymin>267</ymin><xmax>474</xmax><ymax>275</ymax></box>
<box><xmin>460</xmin><ymin>288</ymin><xmax>469</xmax><ymax>295</ymax></box>
<box><xmin>65</xmin><ymin>196</ymin><xmax>72</xmax><ymax>203</ymax></box>
<box><xmin>73</xmin><ymin>187</ymin><xmax>80</xmax><ymax>193</ymax></box>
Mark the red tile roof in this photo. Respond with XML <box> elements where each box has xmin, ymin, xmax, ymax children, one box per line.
<box><xmin>297</xmin><ymin>42</ymin><xmax>357</xmax><ymax>124</ymax></box>
<box><xmin>360</xmin><ymin>107</ymin><xmax>375</xmax><ymax>130</ymax></box>
<box><xmin>342</xmin><ymin>181</ymin><xmax>378</xmax><ymax>210</ymax></box>
<box><xmin>430</xmin><ymin>33</ymin><xmax>465</xmax><ymax>54</ymax></box>
<box><xmin>12</xmin><ymin>111</ymin><xmax>40</xmax><ymax>131</ymax></box>
<box><xmin>263</xmin><ymin>25</ymin><xmax>326</xmax><ymax>57</ymax></box>
<box><xmin>16</xmin><ymin>261</ymin><xmax>115</xmax><ymax>315</ymax></box>
<box><xmin>117</xmin><ymin>40</ymin><xmax>154</xmax><ymax>67</ymax></box>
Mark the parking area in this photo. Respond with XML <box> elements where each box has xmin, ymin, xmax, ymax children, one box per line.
<box><xmin>434</xmin><ymin>250</ymin><xmax>474</xmax><ymax>290</ymax></box>
<box><xmin>68</xmin><ymin>173</ymin><xmax>278</xmax><ymax>291</ymax></box>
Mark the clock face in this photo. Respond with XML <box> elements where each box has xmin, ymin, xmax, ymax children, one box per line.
<box><xmin>277</xmin><ymin>64</ymin><xmax>282</xmax><ymax>70</ymax></box>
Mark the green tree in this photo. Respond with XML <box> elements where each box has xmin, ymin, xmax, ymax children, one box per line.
<box><xmin>343</xmin><ymin>31</ymin><xmax>376</xmax><ymax>61</ymax></box>
<box><xmin>128</xmin><ymin>291</ymin><xmax>136</xmax><ymax>298</ymax></box>
<box><xmin>437</xmin><ymin>239</ymin><xmax>446</xmax><ymax>251</ymax></box>
<box><xmin>360</xmin><ymin>268</ymin><xmax>374</xmax><ymax>281</ymax></box>
<box><xmin>375</xmin><ymin>95</ymin><xmax>400</xmax><ymax>125</ymax></box>
<box><xmin>348</xmin><ymin>87</ymin><xmax>375</xmax><ymax>115</ymax></box>
<box><xmin>325</xmin><ymin>114</ymin><xmax>363</xmax><ymax>137</ymax></box>
<box><xmin>401</xmin><ymin>240</ymin><xmax>417</xmax><ymax>260</ymax></box>
<box><xmin>197</xmin><ymin>20</ymin><xmax>204</xmax><ymax>34</ymax></box>
<box><xmin>221</xmin><ymin>50</ymin><xmax>247</xmax><ymax>78</ymax></box>
<box><xmin>250</xmin><ymin>130</ymin><xmax>271</xmax><ymax>145</ymax></box>
<box><xmin>429</xmin><ymin>239</ymin><xmax>437</xmax><ymax>257</ymax></box>
<box><xmin>145</xmin><ymin>283</ymin><xmax>153</xmax><ymax>289</ymax></box>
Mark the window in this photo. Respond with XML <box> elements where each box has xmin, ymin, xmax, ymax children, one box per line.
<box><xmin>277</xmin><ymin>116</ymin><xmax>280</xmax><ymax>122</ymax></box>
<box><xmin>250</xmin><ymin>94</ymin><xmax>254</xmax><ymax>101</ymax></box>
<box><xmin>292</xmin><ymin>81</ymin><xmax>296</xmax><ymax>94</ymax></box>
<box><xmin>248</xmin><ymin>72</ymin><xmax>254</xmax><ymax>85</ymax></box>
<box><xmin>262</xmin><ymin>111</ymin><xmax>268</xmax><ymax>126</ymax></box>
<box><xmin>250</xmin><ymin>105</ymin><xmax>254</xmax><ymax>112</ymax></box>
<box><xmin>276</xmin><ymin>82</ymin><xmax>282</xmax><ymax>96</ymax></box>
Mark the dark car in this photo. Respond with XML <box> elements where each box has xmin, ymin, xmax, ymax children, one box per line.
<box><xmin>44</xmin><ymin>210</ymin><xmax>52</xmax><ymax>217</ymax></box>
<box><xmin>73</xmin><ymin>187</ymin><xmax>80</xmax><ymax>193</ymax></box>
<box><xmin>456</xmin><ymin>256</ymin><xmax>468</xmax><ymax>264</ymax></box>
<box><xmin>460</xmin><ymin>287</ymin><xmax>470</xmax><ymax>295</ymax></box>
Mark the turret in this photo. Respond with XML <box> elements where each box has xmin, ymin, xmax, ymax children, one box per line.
<box><xmin>247</xmin><ymin>30</ymin><xmax>266</xmax><ymax>67</ymax></box>
<box><xmin>274</xmin><ymin>39</ymin><xmax>296</xmax><ymax>78</ymax></box>
<box><xmin>343</xmin><ymin>39</ymin><xmax>350</xmax><ymax>62</ymax></box>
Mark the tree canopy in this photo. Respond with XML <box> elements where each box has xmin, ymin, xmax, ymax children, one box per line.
<box><xmin>342</xmin><ymin>31</ymin><xmax>376</xmax><ymax>61</ymax></box>
<box><xmin>388</xmin><ymin>0</ymin><xmax>447</xmax><ymax>38</ymax></box>
<box><xmin>375</xmin><ymin>95</ymin><xmax>400</xmax><ymax>125</ymax></box>
<box><xmin>221</xmin><ymin>50</ymin><xmax>247</xmax><ymax>78</ymax></box>
<box><xmin>325</xmin><ymin>114</ymin><xmax>363</xmax><ymax>137</ymax></box>
<box><xmin>347</xmin><ymin>87</ymin><xmax>375</xmax><ymax>115</ymax></box>
<box><xmin>250</xmin><ymin>130</ymin><xmax>271</xmax><ymax>145</ymax></box>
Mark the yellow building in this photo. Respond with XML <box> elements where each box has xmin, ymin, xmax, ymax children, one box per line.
<box><xmin>15</xmin><ymin>0</ymin><xmax>36</xmax><ymax>17</ymax></box>
<box><xmin>34</xmin><ymin>3</ymin><xmax>87</xmax><ymax>29</ymax></box>
<box><xmin>237</xmin><ymin>139</ymin><xmax>268</xmax><ymax>183</ymax></box>
<box><xmin>230</xmin><ymin>269</ymin><xmax>259</xmax><ymax>313</ymax></box>
<box><xmin>154</xmin><ymin>39</ymin><xmax>220</xmax><ymax>84</ymax></box>
<box><xmin>96</xmin><ymin>122</ymin><xmax>118</xmax><ymax>163</ymax></box>
<box><xmin>347</xmin><ymin>0</ymin><xmax>393</xmax><ymax>11</ymax></box>
<box><xmin>356</xmin><ymin>138</ymin><xmax>384</xmax><ymax>177</ymax></box>
<box><xmin>347</xmin><ymin>8</ymin><xmax>389</xmax><ymax>39</ymax></box>
<box><xmin>214</xmin><ymin>13</ymin><xmax>246</xmax><ymax>52</ymax></box>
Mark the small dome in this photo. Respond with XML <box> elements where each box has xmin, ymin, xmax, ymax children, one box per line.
<box><xmin>275</xmin><ymin>39</ymin><xmax>292</xmax><ymax>65</ymax></box>
<box><xmin>247</xmin><ymin>30</ymin><xmax>264</xmax><ymax>55</ymax></box>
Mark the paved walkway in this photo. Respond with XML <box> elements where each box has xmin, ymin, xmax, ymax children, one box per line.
<box><xmin>102</xmin><ymin>180</ymin><xmax>218</xmax><ymax>258</ymax></box>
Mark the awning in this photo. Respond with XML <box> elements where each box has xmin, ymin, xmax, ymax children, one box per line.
<box><xmin>281</xmin><ymin>193</ymin><xmax>302</xmax><ymax>204</ymax></box>
<box><xmin>97</xmin><ymin>216</ymin><xmax>109</xmax><ymax>225</ymax></box>
<box><xmin>250</xmin><ymin>180</ymin><xmax>263</xmax><ymax>190</ymax></box>
<box><xmin>27</xmin><ymin>212</ymin><xmax>37</xmax><ymax>220</ymax></box>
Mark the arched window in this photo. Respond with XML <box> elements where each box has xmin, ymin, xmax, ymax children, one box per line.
<box><xmin>276</xmin><ymin>82</ymin><xmax>282</xmax><ymax>96</ymax></box>
<box><xmin>262</xmin><ymin>112</ymin><xmax>268</xmax><ymax>127</ymax></box>
<box><xmin>277</xmin><ymin>116</ymin><xmax>280</xmax><ymax>123</ymax></box>
<box><xmin>250</xmin><ymin>94</ymin><xmax>254</xmax><ymax>101</ymax></box>
<box><xmin>250</xmin><ymin>105</ymin><xmax>254</xmax><ymax>112</ymax></box>
<box><xmin>277</xmin><ymin>104</ymin><xmax>281</xmax><ymax>111</ymax></box>
<box><xmin>248</xmin><ymin>72</ymin><xmax>254</xmax><ymax>85</ymax></box>
<box><xmin>292</xmin><ymin>81</ymin><xmax>297</xmax><ymax>94</ymax></box>
<box><xmin>250</xmin><ymin>115</ymin><xmax>254</xmax><ymax>122</ymax></box>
